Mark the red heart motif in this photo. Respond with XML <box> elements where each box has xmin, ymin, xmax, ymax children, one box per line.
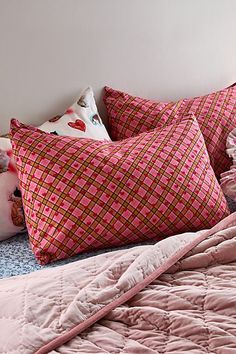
<box><xmin>68</xmin><ymin>119</ymin><xmax>86</xmax><ymax>132</ymax></box>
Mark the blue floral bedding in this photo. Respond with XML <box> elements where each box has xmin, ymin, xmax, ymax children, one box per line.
<box><xmin>0</xmin><ymin>232</ymin><xmax>154</xmax><ymax>279</ymax></box>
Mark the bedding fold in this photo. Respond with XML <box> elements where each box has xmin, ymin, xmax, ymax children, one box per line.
<box><xmin>0</xmin><ymin>213</ymin><xmax>236</xmax><ymax>353</ymax></box>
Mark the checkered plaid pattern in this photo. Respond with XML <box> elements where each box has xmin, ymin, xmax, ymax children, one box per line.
<box><xmin>104</xmin><ymin>84</ymin><xmax>236</xmax><ymax>178</ymax></box>
<box><xmin>11</xmin><ymin>117</ymin><xmax>229</xmax><ymax>265</ymax></box>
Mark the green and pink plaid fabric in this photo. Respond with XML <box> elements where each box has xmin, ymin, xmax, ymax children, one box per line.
<box><xmin>104</xmin><ymin>84</ymin><xmax>236</xmax><ymax>178</ymax></box>
<box><xmin>11</xmin><ymin>117</ymin><xmax>229</xmax><ymax>264</ymax></box>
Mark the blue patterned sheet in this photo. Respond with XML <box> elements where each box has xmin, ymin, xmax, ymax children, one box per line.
<box><xmin>0</xmin><ymin>232</ymin><xmax>154</xmax><ymax>279</ymax></box>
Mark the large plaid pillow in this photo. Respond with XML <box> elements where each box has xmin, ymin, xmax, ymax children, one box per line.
<box><xmin>104</xmin><ymin>84</ymin><xmax>236</xmax><ymax>178</ymax></box>
<box><xmin>11</xmin><ymin>117</ymin><xmax>229</xmax><ymax>265</ymax></box>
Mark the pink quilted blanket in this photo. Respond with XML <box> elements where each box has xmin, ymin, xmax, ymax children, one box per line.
<box><xmin>1</xmin><ymin>213</ymin><xmax>236</xmax><ymax>353</ymax></box>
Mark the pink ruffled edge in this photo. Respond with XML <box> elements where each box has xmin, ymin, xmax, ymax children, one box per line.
<box><xmin>226</xmin><ymin>128</ymin><xmax>236</xmax><ymax>158</ymax></box>
<box><xmin>220</xmin><ymin>129</ymin><xmax>236</xmax><ymax>200</ymax></box>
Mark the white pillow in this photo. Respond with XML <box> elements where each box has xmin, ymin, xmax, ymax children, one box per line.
<box><xmin>39</xmin><ymin>87</ymin><xmax>110</xmax><ymax>140</ymax></box>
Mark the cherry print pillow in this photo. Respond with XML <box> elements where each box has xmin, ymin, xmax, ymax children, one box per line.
<box><xmin>11</xmin><ymin>117</ymin><xmax>229</xmax><ymax>264</ymax></box>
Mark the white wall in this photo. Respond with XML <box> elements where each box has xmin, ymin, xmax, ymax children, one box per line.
<box><xmin>0</xmin><ymin>0</ymin><xmax>235</xmax><ymax>133</ymax></box>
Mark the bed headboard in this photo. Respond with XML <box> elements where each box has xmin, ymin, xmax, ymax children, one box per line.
<box><xmin>0</xmin><ymin>0</ymin><xmax>235</xmax><ymax>133</ymax></box>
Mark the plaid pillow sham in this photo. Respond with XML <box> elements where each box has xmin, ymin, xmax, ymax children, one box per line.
<box><xmin>11</xmin><ymin>116</ymin><xmax>229</xmax><ymax>264</ymax></box>
<box><xmin>104</xmin><ymin>84</ymin><xmax>236</xmax><ymax>178</ymax></box>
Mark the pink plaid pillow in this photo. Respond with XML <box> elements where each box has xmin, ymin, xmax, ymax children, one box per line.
<box><xmin>11</xmin><ymin>117</ymin><xmax>229</xmax><ymax>265</ymax></box>
<box><xmin>104</xmin><ymin>84</ymin><xmax>236</xmax><ymax>178</ymax></box>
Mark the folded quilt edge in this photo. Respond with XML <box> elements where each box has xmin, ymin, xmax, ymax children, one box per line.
<box><xmin>34</xmin><ymin>211</ymin><xmax>236</xmax><ymax>354</ymax></box>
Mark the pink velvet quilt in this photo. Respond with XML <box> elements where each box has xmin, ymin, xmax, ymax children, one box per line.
<box><xmin>0</xmin><ymin>213</ymin><xmax>236</xmax><ymax>353</ymax></box>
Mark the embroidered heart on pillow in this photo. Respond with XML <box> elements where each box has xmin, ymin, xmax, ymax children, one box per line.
<box><xmin>68</xmin><ymin>119</ymin><xmax>86</xmax><ymax>132</ymax></box>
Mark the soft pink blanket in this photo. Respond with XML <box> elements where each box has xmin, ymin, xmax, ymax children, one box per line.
<box><xmin>1</xmin><ymin>213</ymin><xmax>236</xmax><ymax>353</ymax></box>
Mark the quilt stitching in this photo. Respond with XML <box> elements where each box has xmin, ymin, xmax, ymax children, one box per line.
<box><xmin>0</xmin><ymin>216</ymin><xmax>236</xmax><ymax>353</ymax></box>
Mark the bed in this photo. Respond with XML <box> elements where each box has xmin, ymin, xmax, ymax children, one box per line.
<box><xmin>0</xmin><ymin>1</ymin><xmax>236</xmax><ymax>353</ymax></box>
<box><xmin>1</xmin><ymin>213</ymin><xmax>236</xmax><ymax>353</ymax></box>
<box><xmin>0</xmin><ymin>107</ymin><xmax>236</xmax><ymax>350</ymax></box>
